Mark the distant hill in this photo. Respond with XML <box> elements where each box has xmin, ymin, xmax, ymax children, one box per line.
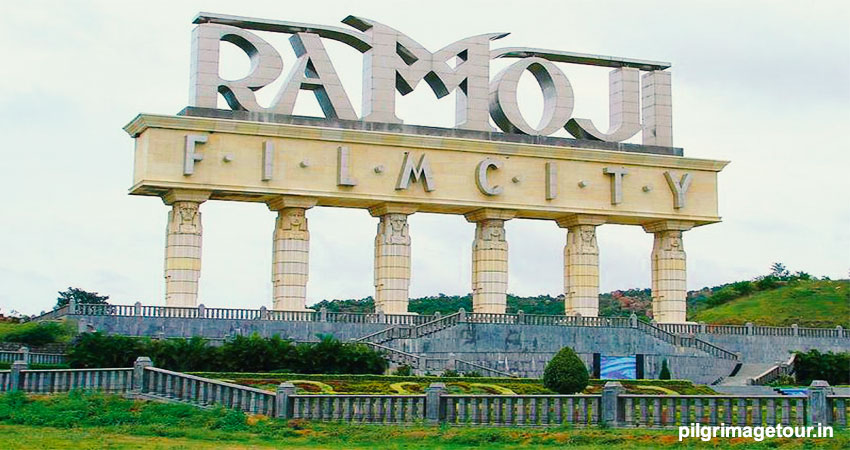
<box><xmin>313</xmin><ymin>290</ymin><xmax>652</xmax><ymax>320</ymax></box>
<box><xmin>689</xmin><ymin>279</ymin><xmax>849</xmax><ymax>328</ymax></box>
<box><xmin>312</xmin><ymin>278</ymin><xmax>848</xmax><ymax>329</ymax></box>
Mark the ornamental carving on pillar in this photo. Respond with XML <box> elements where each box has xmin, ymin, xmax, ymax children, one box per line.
<box><xmin>275</xmin><ymin>208</ymin><xmax>309</xmax><ymax>240</ymax></box>
<box><xmin>475</xmin><ymin>219</ymin><xmax>507</xmax><ymax>250</ymax></box>
<box><xmin>654</xmin><ymin>230</ymin><xmax>685</xmax><ymax>259</ymax></box>
<box><xmin>171</xmin><ymin>202</ymin><xmax>201</xmax><ymax>234</ymax></box>
<box><xmin>377</xmin><ymin>214</ymin><xmax>410</xmax><ymax>245</ymax></box>
<box><xmin>568</xmin><ymin>225</ymin><xmax>598</xmax><ymax>255</ymax></box>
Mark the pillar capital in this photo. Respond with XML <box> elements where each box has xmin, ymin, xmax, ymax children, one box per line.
<box><xmin>267</xmin><ymin>195</ymin><xmax>318</xmax><ymax>211</ymax></box>
<box><xmin>642</xmin><ymin>219</ymin><xmax>694</xmax><ymax>233</ymax></box>
<box><xmin>368</xmin><ymin>202</ymin><xmax>419</xmax><ymax>217</ymax></box>
<box><xmin>162</xmin><ymin>189</ymin><xmax>211</xmax><ymax>205</ymax></box>
<box><xmin>556</xmin><ymin>214</ymin><xmax>607</xmax><ymax>228</ymax></box>
<box><xmin>464</xmin><ymin>208</ymin><xmax>517</xmax><ymax>223</ymax></box>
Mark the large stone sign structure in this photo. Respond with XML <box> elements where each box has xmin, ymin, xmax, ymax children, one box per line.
<box><xmin>124</xmin><ymin>12</ymin><xmax>728</xmax><ymax>323</ymax></box>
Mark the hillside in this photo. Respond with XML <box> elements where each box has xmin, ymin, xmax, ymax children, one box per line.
<box><xmin>689</xmin><ymin>279</ymin><xmax>849</xmax><ymax>328</ymax></box>
<box><xmin>314</xmin><ymin>279</ymin><xmax>848</xmax><ymax>328</ymax></box>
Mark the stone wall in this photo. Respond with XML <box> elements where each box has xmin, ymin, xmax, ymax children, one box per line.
<box><xmin>70</xmin><ymin>314</ymin><xmax>849</xmax><ymax>385</ymax></box>
<box><xmin>77</xmin><ymin>315</ymin><xmax>388</xmax><ymax>342</ymax></box>
<box><xmin>690</xmin><ymin>333</ymin><xmax>849</xmax><ymax>363</ymax></box>
<box><xmin>396</xmin><ymin>323</ymin><xmax>737</xmax><ymax>384</ymax></box>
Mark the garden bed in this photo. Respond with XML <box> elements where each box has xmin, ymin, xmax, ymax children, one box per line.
<box><xmin>191</xmin><ymin>373</ymin><xmax>717</xmax><ymax>395</ymax></box>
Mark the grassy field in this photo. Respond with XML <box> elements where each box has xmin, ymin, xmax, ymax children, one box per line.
<box><xmin>194</xmin><ymin>373</ymin><xmax>717</xmax><ymax>395</ymax></box>
<box><xmin>690</xmin><ymin>280</ymin><xmax>849</xmax><ymax>327</ymax></box>
<box><xmin>0</xmin><ymin>392</ymin><xmax>847</xmax><ymax>449</ymax></box>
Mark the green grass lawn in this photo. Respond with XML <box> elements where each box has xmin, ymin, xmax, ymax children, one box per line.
<box><xmin>0</xmin><ymin>392</ymin><xmax>847</xmax><ymax>449</ymax></box>
<box><xmin>690</xmin><ymin>280</ymin><xmax>849</xmax><ymax>327</ymax></box>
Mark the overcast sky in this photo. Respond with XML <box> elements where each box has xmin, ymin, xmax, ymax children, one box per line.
<box><xmin>1</xmin><ymin>1</ymin><xmax>848</xmax><ymax>315</ymax></box>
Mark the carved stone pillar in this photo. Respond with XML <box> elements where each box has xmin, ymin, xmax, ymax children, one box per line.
<box><xmin>643</xmin><ymin>220</ymin><xmax>694</xmax><ymax>323</ymax></box>
<box><xmin>465</xmin><ymin>209</ymin><xmax>516</xmax><ymax>314</ymax></box>
<box><xmin>557</xmin><ymin>214</ymin><xmax>606</xmax><ymax>317</ymax></box>
<box><xmin>268</xmin><ymin>196</ymin><xmax>318</xmax><ymax>311</ymax></box>
<box><xmin>369</xmin><ymin>203</ymin><xmax>418</xmax><ymax>314</ymax></box>
<box><xmin>162</xmin><ymin>189</ymin><xmax>211</xmax><ymax>307</ymax></box>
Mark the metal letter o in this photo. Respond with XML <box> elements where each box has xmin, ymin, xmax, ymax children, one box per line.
<box><xmin>489</xmin><ymin>57</ymin><xmax>575</xmax><ymax>136</ymax></box>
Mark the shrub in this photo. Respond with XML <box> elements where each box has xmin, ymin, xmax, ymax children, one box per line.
<box><xmin>464</xmin><ymin>371</ymin><xmax>482</xmax><ymax>378</ymax></box>
<box><xmin>542</xmin><ymin>347</ymin><xmax>588</xmax><ymax>394</ymax></box>
<box><xmin>0</xmin><ymin>321</ymin><xmax>71</xmax><ymax>346</ymax></box>
<box><xmin>730</xmin><ymin>281</ymin><xmax>754</xmax><ymax>296</ymax></box>
<box><xmin>442</xmin><ymin>369</ymin><xmax>460</xmax><ymax>377</ymax></box>
<box><xmin>393</xmin><ymin>365</ymin><xmax>413</xmax><ymax>376</ymax></box>
<box><xmin>64</xmin><ymin>332</ymin><xmax>387</xmax><ymax>374</ymax></box>
<box><xmin>793</xmin><ymin>350</ymin><xmax>850</xmax><ymax>386</ymax></box>
<box><xmin>659</xmin><ymin>359</ymin><xmax>671</xmax><ymax>380</ymax></box>
<box><xmin>755</xmin><ymin>275</ymin><xmax>779</xmax><ymax>291</ymax></box>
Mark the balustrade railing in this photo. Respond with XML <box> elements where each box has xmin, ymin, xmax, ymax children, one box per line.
<box><xmin>2</xmin><ymin>360</ymin><xmax>847</xmax><ymax>429</ymax></box>
<box><xmin>29</xmin><ymin>302</ymin><xmax>849</xmax><ymax>340</ymax></box>
<box><xmin>751</xmin><ymin>354</ymin><xmax>796</xmax><ymax>386</ymax></box>
<box><xmin>828</xmin><ymin>396</ymin><xmax>849</xmax><ymax>428</ymax></box>
<box><xmin>620</xmin><ymin>395</ymin><xmax>808</xmax><ymax>428</ymax></box>
<box><xmin>291</xmin><ymin>394</ymin><xmax>426</xmax><ymax>423</ymax></box>
<box><xmin>142</xmin><ymin>366</ymin><xmax>276</xmax><ymax>416</ymax></box>
<box><xmin>0</xmin><ymin>350</ymin><xmax>66</xmax><ymax>365</ymax></box>
<box><xmin>443</xmin><ymin>394</ymin><xmax>600</xmax><ymax>426</ymax></box>
<box><xmin>360</xmin><ymin>342</ymin><xmax>421</xmax><ymax>367</ymax></box>
<box><xmin>0</xmin><ymin>367</ymin><xmax>134</xmax><ymax>394</ymax></box>
<box><xmin>455</xmin><ymin>359</ymin><xmax>514</xmax><ymax>378</ymax></box>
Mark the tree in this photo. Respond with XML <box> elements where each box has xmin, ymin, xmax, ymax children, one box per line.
<box><xmin>56</xmin><ymin>287</ymin><xmax>109</xmax><ymax>308</ymax></box>
<box><xmin>770</xmin><ymin>262</ymin><xmax>790</xmax><ymax>280</ymax></box>
<box><xmin>659</xmin><ymin>359</ymin><xmax>671</xmax><ymax>380</ymax></box>
<box><xmin>543</xmin><ymin>347</ymin><xmax>589</xmax><ymax>394</ymax></box>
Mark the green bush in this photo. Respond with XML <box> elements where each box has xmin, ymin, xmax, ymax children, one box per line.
<box><xmin>542</xmin><ymin>347</ymin><xmax>588</xmax><ymax>394</ymax></box>
<box><xmin>659</xmin><ymin>359</ymin><xmax>671</xmax><ymax>380</ymax></box>
<box><xmin>0</xmin><ymin>322</ymin><xmax>71</xmax><ymax>346</ymax></box>
<box><xmin>755</xmin><ymin>275</ymin><xmax>779</xmax><ymax>290</ymax></box>
<box><xmin>393</xmin><ymin>365</ymin><xmax>413</xmax><ymax>376</ymax></box>
<box><xmin>65</xmin><ymin>332</ymin><xmax>387</xmax><ymax>374</ymax></box>
<box><xmin>793</xmin><ymin>350</ymin><xmax>850</xmax><ymax>386</ymax></box>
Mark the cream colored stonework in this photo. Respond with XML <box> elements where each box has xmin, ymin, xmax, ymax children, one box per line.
<box><xmin>644</xmin><ymin>220</ymin><xmax>694</xmax><ymax>323</ymax></box>
<box><xmin>162</xmin><ymin>189</ymin><xmax>210</xmax><ymax>307</ymax></box>
<box><xmin>125</xmin><ymin>115</ymin><xmax>727</xmax><ymax>226</ymax></box>
<box><xmin>124</xmin><ymin>115</ymin><xmax>727</xmax><ymax>321</ymax></box>
<box><xmin>557</xmin><ymin>215</ymin><xmax>606</xmax><ymax>317</ymax></box>
<box><xmin>372</xmin><ymin>213</ymin><xmax>412</xmax><ymax>314</ymax></box>
<box><xmin>466</xmin><ymin>209</ymin><xmax>515</xmax><ymax>314</ymax></box>
<box><xmin>268</xmin><ymin>196</ymin><xmax>317</xmax><ymax>311</ymax></box>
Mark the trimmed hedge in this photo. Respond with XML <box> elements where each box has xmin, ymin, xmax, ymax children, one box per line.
<box><xmin>66</xmin><ymin>333</ymin><xmax>387</xmax><ymax>374</ymax></box>
<box><xmin>542</xmin><ymin>347</ymin><xmax>589</xmax><ymax>394</ymax></box>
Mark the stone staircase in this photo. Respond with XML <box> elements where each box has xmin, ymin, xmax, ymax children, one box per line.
<box><xmin>355</xmin><ymin>312</ymin><xmax>463</xmax><ymax>346</ymax></box>
<box><xmin>717</xmin><ymin>363</ymin><xmax>778</xmax><ymax>386</ymax></box>
<box><xmin>354</xmin><ymin>311</ymin><xmax>740</xmax><ymax>379</ymax></box>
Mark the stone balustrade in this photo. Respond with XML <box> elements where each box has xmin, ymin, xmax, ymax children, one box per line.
<box><xmin>0</xmin><ymin>348</ymin><xmax>66</xmax><ymax>365</ymax></box>
<box><xmin>1</xmin><ymin>359</ymin><xmax>847</xmax><ymax>429</ymax></box>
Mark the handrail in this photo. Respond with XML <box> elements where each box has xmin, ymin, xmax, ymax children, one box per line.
<box><xmin>636</xmin><ymin>320</ymin><xmax>738</xmax><ymax>360</ymax></box>
<box><xmin>145</xmin><ymin>366</ymin><xmax>274</xmax><ymax>396</ymax></box>
<box><xmin>751</xmin><ymin>354</ymin><xmax>796</xmax><ymax>386</ymax></box>
<box><xmin>455</xmin><ymin>359</ymin><xmax>515</xmax><ymax>378</ymax></box>
<box><xmin>361</xmin><ymin>342</ymin><xmax>421</xmax><ymax>366</ymax></box>
<box><xmin>412</xmin><ymin>312</ymin><xmax>462</xmax><ymax>338</ymax></box>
